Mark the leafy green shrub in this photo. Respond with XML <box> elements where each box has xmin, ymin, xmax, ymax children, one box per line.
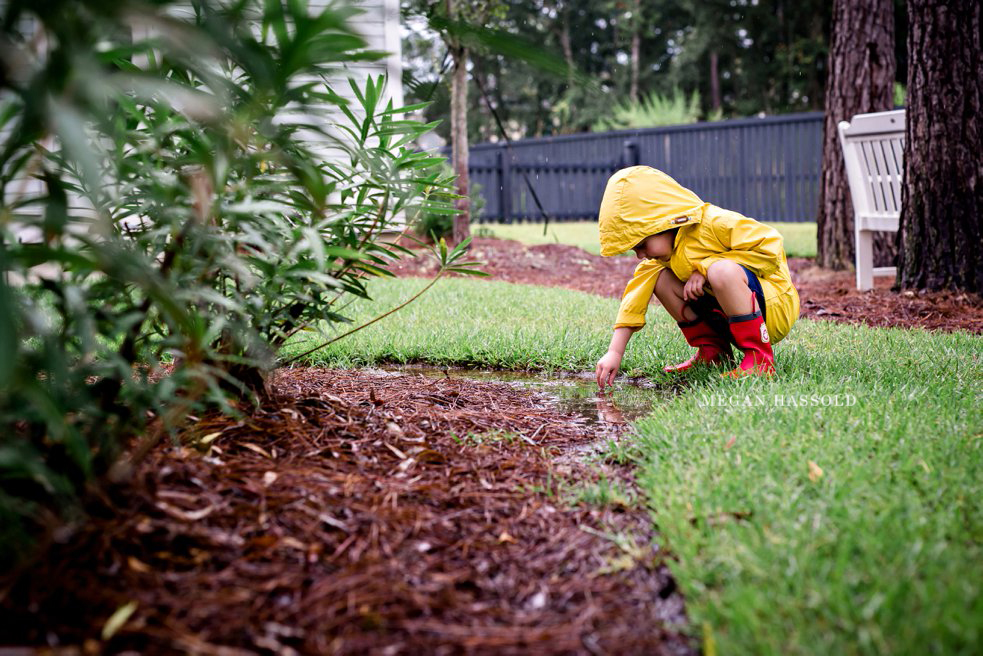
<box><xmin>0</xmin><ymin>0</ymin><xmax>470</xmax><ymax>565</ymax></box>
<box><xmin>594</xmin><ymin>88</ymin><xmax>702</xmax><ymax>131</ymax></box>
<box><xmin>414</xmin><ymin>166</ymin><xmax>486</xmax><ymax>241</ymax></box>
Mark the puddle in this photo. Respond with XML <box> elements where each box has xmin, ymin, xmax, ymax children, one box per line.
<box><xmin>368</xmin><ymin>364</ymin><xmax>680</xmax><ymax>434</ymax></box>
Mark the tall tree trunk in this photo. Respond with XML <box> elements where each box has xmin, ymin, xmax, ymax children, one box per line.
<box><xmin>709</xmin><ymin>50</ymin><xmax>721</xmax><ymax>113</ymax></box>
<box><xmin>554</xmin><ymin>4</ymin><xmax>576</xmax><ymax>133</ymax></box>
<box><xmin>816</xmin><ymin>0</ymin><xmax>895</xmax><ymax>270</ymax></box>
<box><xmin>629</xmin><ymin>0</ymin><xmax>641</xmax><ymax>103</ymax></box>
<box><xmin>774</xmin><ymin>0</ymin><xmax>786</xmax><ymax>115</ymax></box>
<box><xmin>443</xmin><ymin>0</ymin><xmax>470</xmax><ymax>245</ymax></box>
<box><xmin>897</xmin><ymin>0</ymin><xmax>983</xmax><ymax>292</ymax></box>
<box><xmin>559</xmin><ymin>10</ymin><xmax>574</xmax><ymax>90</ymax></box>
<box><xmin>449</xmin><ymin>44</ymin><xmax>470</xmax><ymax>244</ymax></box>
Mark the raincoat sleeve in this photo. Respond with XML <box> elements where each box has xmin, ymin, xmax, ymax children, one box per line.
<box><xmin>614</xmin><ymin>259</ymin><xmax>667</xmax><ymax>329</ymax></box>
<box><xmin>694</xmin><ymin>213</ymin><xmax>784</xmax><ymax>279</ymax></box>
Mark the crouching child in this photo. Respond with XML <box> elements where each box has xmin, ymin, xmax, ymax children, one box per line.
<box><xmin>595</xmin><ymin>166</ymin><xmax>800</xmax><ymax>388</ymax></box>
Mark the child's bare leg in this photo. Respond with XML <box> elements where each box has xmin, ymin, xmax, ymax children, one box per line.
<box><xmin>707</xmin><ymin>259</ymin><xmax>774</xmax><ymax>376</ymax></box>
<box><xmin>655</xmin><ymin>269</ymin><xmax>698</xmax><ymax>322</ymax></box>
<box><xmin>706</xmin><ymin>260</ymin><xmax>756</xmax><ymax>315</ymax></box>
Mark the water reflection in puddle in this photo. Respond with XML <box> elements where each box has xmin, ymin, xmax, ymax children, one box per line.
<box><xmin>369</xmin><ymin>364</ymin><xmax>680</xmax><ymax>429</ymax></box>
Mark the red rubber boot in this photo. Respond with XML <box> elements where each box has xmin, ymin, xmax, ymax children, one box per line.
<box><xmin>721</xmin><ymin>306</ymin><xmax>775</xmax><ymax>377</ymax></box>
<box><xmin>664</xmin><ymin>317</ymin><xmax>733</xmax><ymax>373</ymax></box>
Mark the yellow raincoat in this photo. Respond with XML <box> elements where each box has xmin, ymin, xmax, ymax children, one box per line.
<box><xmin>599</xmin><ymin>166</ymin><xmax>800</xmax><ymax>343</ymax></box>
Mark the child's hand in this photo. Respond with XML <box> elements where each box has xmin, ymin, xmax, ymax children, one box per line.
<box><xmin>683</xmin><ymin>272</ymin><xmax>707</xmax><ymax>301</ymax></box>
<box><xmin>596</xmin><ymin>351</ymin><xmax>623</xmax><ymax>390</ymax></box>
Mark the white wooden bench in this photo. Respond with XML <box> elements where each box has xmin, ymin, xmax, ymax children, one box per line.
<box><xmin>837</xmin><ymin>109</ymin><xmax>905</xmax><ymax>290</ymax></box>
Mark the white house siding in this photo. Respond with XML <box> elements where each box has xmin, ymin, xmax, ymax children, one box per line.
<box><xmin>326</xmin><ymin>0</ymin><xmax>403</xmax><ymax>108</ymax></box>
<box><xmin>1</xmin><ymin>1</ymin><xmax>406</xmax><ymax>240</ymax></box>
<box><xmin>279</xmin><ymin>1</ymin><xmax>403</xmax><ymax>148</ymax></box>
<box><xmin>301</xmin><ymin>0</ymin><xmax>407</xmax><ymax>231</ymax></box>
<box><xmin>1</xmin><ymin>11</ymin><xmax>46</xmax><ymax>238</ymax></box>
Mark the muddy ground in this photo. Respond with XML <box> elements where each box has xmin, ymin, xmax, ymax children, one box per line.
<box><xmin>1</xmin><ymin>369</ymin><xmax>692</xmax><ymax>655</ymax></box>
<box><xmin>390</xmin><ymin>237</ymin><xmax>983</xmax><ymax>334</ymax></box>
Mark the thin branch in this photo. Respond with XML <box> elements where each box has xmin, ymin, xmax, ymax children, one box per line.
<box><xmin>281</xmin><ymin>270</ymin><xmax>446</xmax><ymax>366</ymax></box>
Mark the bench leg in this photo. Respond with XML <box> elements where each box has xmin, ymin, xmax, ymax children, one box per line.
<box><xmin>856</xmin><ymin>229</ymin><xmax>874</xmax><ymax>291</ymax></box>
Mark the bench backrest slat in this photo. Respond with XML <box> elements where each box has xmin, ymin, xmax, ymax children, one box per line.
<box><xmin>838</xmin><ymin>109</ymin><xmax>905</xmax><ymax>223</ymax></box>
<box><xmin>838</xmin><ymin>109</ymin><xmax>905</xmax><ymax>290</ymax></box>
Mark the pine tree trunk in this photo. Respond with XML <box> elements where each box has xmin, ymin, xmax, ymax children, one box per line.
<box><xmin>558</xmin><ymin>11</ymin><xmax>574</xmax><ymax>91</ymax></box>
<box><xmin>897</xmin><ymin>0</ymin><xmax>983</xmax><ymax>292</ymax></box>
<box><xmin>709</xmin><ymin>50</ymin><xmax>721</xmax><ymax>113</ymax></box>
<box><xmin>449</xmin><ymin>43</ymin><xmax>471</xmax><ymax>244</ymax></box>
<box><xmin>816</xmin><ymin>0</ymin><xmax>895</xmax><ymax>270</ymax></box>
<box><xmin>629</xmin><ymin>0</ymin><xmax>641</xmax><ymax>103</ymax></box>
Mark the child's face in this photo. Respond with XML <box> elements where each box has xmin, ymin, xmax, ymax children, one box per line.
<box><xmin>632</xmin><ymin>231</ymin><xmax>674</xmax><ymax>261</ymax></box>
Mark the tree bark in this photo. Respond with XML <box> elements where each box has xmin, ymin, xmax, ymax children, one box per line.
<box><xmin>709</xmin><ymin>50</ymin><xmax>721</xmax><ymax>113</ymax></box>
<box><xmin>816</xmin><ymin>0</ymin><xmax>895</xmax><ymax>270</ymax></box>
<box><xmin>629</xmin><ymin>0</ymin><xmax>641</xmax><ymax>103</ymax></box>
<box><xmin>446</xmin><ymin>0</ymin><xmax>470</xmax><ymax>245</ymax></box>
<box><xmin>449</xmin><ymin>45</ymin><xmax>470</xmax><ymax>243</ymax></box>
<box><xmin>558</xmin><ymin>8</ymin><xmax>574</xmax><ymax>90</ymax></box>
<box><xmin>897</xmin><ymin>0</ymin><xmax>983</xmax><ymax>292</ymax></box>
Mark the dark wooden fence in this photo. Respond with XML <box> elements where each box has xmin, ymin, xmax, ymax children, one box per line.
<box><xmin>466</xmin><ymin>111</ymin><xmax>823</xmax><ymax>223</ymax></box>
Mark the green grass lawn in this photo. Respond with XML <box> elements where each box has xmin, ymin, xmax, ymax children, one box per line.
<box><xmin>284</xmin><ymin>276</ymin><xmax>982</xmax><ymax>654</ymax></box>
<box><xmin>478</xmin><ymin>220</ymin><xmax>818</xmax><ymax>259</ymax></box>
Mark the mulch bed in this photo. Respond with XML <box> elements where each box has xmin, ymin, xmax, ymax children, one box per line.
<box><xmin>787</xmin><ymin>258</ymin><xmax>983</xmax><ymax>333</ymax></box>
<box><xmin>1</xmin><ymin>369</ymin><xmax>692</xmax><ymax>655</ymax></box>
<box><xmin>390</xmin><ymin>237</ymin><xmax>983</xmax><ymax>333</ymax></box>
<box><xmin>389</xmin><ymin>237</ymin><xmax>637</xmax><ymax>300</ymax></box>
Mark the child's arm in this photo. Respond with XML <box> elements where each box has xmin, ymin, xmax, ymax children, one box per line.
<box><xmin>597</xmin><ymin>259</ymin><xmax>666</xmax><ymax>389</ymax></box>
<box><xmin>614</xmin><ymin>258</ymin><xmax>666</xmax><ymax>327</ymax></box>
<box><xmin>694</xmin><ymin>213</ymin><xmax>784</xmax><ymax>279</ymax></box>
<box><xmin>597</xmin><ymin>326</ymin><xmax>640</xmax><ymax>389</ymax></box>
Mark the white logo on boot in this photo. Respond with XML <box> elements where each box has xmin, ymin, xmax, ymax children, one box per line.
<box><xmin>760</xmin><ymin>323</ymin><xmax>770</xmax><ymax>343</ymax></box>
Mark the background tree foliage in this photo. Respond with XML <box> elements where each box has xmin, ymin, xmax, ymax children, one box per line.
<box><xmin>403</xmin><ymin>0</ymin><xmax>509</xmax><ymax>242</ymax></box>
<box><xmin>403</xmin><ymin>0</ymin><xmax>911</xmax><ymax>142</ymax></box>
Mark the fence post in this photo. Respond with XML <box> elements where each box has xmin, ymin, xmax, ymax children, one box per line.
<box><xmin>621</xmin><ymin>140</ymin><xmax>639</xmax><ymax>168</ymax></box>
<box><xmin>498</xmin><ymin>148</ymin><xmax>513</xmax><ymax>224</ymax></box>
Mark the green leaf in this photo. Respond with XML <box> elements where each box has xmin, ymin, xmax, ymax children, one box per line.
<box><xmin>303</xmin><ymin>227</ymin><xmax>326</xmax><ymax>269</ymax></box>
<box><xmin>362</xmin><ymin>75</ymin><xmax>380</xmax><ymax>117</ymax></box>
<box><xmin>47</xmin><ymin>98</ymin><xmax>104</xmax><ymax>197</ymax></box>
<box><xmin>379</xmin><ymin>101</ymin><xmax>432</xmax><ymax>116</ymax></box>
<box><xmin>323</xmin><ymin>246</ymin><xmax>369</xmax><ymax>261</ymax></box>
<box><xmin>427</xmin><ymin>17</ymin><xmax>592</xmax><ymax>88</ymax></box>
<box><xmin>447</xmin><ymin>267</ymin><xmax>490</xmax><ymax>277</ymax></box>
<box><xmin>264</xmin><ymin>0</ymin><xmax>290</xmax><ymax>51</ymax></box>
<box><xmin>12</xmin><ymin>244</ymin><xmax>99</xmax><ymax>271</ymax></box>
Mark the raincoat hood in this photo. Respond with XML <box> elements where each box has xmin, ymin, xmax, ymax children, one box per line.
<box><xmin>598</xmin><ymin>166</ymin><xmax>709</xmax><ymax>256</ymax></box>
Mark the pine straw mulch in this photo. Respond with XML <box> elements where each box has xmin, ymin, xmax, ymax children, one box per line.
<box><xmin>388</xmin><ymin>237</ymin><xmax>637</xmax><ymax>300</ymax></box>
<box><xmin>389</xmin><ymin>237</ymin><xmax>983</xmax><ymax>334</ymax></box>
<box><xmin>1</xmin><ymin>368</ymin><xmax>692</xmax><ymax>656</ymax></box>
<box><xmin>787</xmin><ymin>258</ymin><xmax>983</xmax><ymax>333</ymax></box>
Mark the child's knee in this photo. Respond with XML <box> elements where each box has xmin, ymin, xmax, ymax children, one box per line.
<box><xmin>706</xmin><ymin>259</ymin><xmax>747</xmax><ymax>288</ymax></box>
